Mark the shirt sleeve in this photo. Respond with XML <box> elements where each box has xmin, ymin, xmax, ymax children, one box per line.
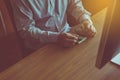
<box><xmin>12</xmin><ymin>0</ymin><xmax>59</xmax><ymax>44</ymax></box>
<box><xmin>67</xmin><ymin>0</ymin><xmax>93</xmax><ymax>24</ymax></box>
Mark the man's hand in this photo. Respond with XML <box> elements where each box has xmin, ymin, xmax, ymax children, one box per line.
<box><xmin>81</xmin><ymin>20</ymin><xmax>96</xmax><ymax>37</ymax></box>
<box><xmin>57</xmin><ymin>33</ymin><xmax>79</xmax><ymax>47</ymax></box>
<box><xmin>70</xmin><ymin>20</ymin><xmax>97</xmax><ymax>38</ymax></box>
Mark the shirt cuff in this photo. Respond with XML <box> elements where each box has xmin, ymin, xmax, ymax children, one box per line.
<box><xmin>79</xmin><ymin>14</ymin><xmax>93</xmax><ymax>25</ymax></box>
<box><xmin>47</xmin><ymin>32</ymin><xmax>59</xmax><ymax>43</ymax></box>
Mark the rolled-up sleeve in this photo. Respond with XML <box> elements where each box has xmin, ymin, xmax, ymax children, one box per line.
<box><xmin>68</xmin><ymin>0</ymin><xmax>93</xmax><ymax>24</ymax></box>
<box><xmin>12</xmin><ymin>0</ymin><xmax>59</xmax><ymax>44</ymax></box>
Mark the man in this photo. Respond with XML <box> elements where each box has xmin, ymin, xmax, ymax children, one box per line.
<box><xmin>12</xmin><ymin>0</ymin><xmax>96</xmax><ymax>50</ymax></box>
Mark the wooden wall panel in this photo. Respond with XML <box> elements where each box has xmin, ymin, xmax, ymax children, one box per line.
<box><xmin>0</xmin><ymin>0</ymin><xmax>15</xmax><ymax>36</ymax></box>
<box><xmin>83</xmin><ymin>0</ymin><xmax>110</xmax><ymax>15</ymax></box>
<box><xmin>0</xmin><ymin>11</ymin><xmax>7</xmax><ymax>37</ymax></box>
<box><xmin>0</xmin><ymin>0</ymin><xmax>23</xmax><ymax>72</ymax></box>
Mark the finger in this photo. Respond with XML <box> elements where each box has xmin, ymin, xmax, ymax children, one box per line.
<box><xmin>65</xmin><ymin>33</ymin><xmax>79</xmax><ymax>40</ymax></box>
<box><xmin>86</xmin><ymin>30</ymin><xmax>96</xmax><ymax>37</ymax></box>
<box><xmin>88</xmin><ymin>25</ymin><xmax>97</xmax><ymax>35</ymax></box>
<box><xmin>83</xmin><ymin>21</ymin><xmax>91</xmax><ymax>29</ymax></box>
<box><xmin>84</xmin><ymin>24</ymin><xmax>95</xmax><ymax>33</ymax></box>
<box><xmin>71</xmin><ymin>33</ymin><xmax>79</xmax><ymax>38</ymax></box>
<box><xmin>90</xmin><ymin>25</ymin><xmax>97</xmax><ymax>33</ymax></box>
<box><xmin>65</xmin><ymin>38</ymin><xmax>78</xmax><ymax>43</ymax></box>
<box><xmin>85</xmin><ymin>24</ymin><xmax>91</xmax><ymax>31</ymax></box>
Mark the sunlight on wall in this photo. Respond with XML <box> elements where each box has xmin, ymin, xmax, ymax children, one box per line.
<box><xmin>83</xmin><ymin>0</ymin><xmax>110</xmax><ymax>14</ymax></box>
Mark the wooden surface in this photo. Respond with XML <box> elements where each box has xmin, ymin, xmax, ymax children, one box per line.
<box><xmin>0</xmin><ymin>8</ymin><xmax>120</xmax><ymax>80</ymax></box>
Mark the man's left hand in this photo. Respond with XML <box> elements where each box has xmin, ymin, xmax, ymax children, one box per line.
<box><xmin>81</xmin><ymin>20</ymin><xmax>97</xmax><ymax>37</ymax></box>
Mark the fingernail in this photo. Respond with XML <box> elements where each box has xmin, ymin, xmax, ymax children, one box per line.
<box><xmin>75</xmin><ymin>37</ymin><xmax>79</xmax><ymax>40</ymax></box>
<box><xmin>74</xmin><ymin>40</ymin><xmax>77</xmax><ymax>43</ymax></box>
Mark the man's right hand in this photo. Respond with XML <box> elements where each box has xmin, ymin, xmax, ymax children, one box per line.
<box><xmin>57</xmin><ymin>33</ymin><xmax>79</xmax><ymax>47</ymax></box>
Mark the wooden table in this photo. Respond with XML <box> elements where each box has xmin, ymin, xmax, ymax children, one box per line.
<box><xmin>0</xmin><ymin>8</ymin><xmax>120</xmax><ymax>80</ymax></box>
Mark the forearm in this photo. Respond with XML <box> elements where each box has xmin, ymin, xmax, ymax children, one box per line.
<box><xmin>19</xmin><ymin>26</ymin><xmax>59</xmax><ymax>44</ymax></box>
<box><xmin>68</xmin><ymin>0</ymin><xmax>92</xmax><ymax>24</ymax></box>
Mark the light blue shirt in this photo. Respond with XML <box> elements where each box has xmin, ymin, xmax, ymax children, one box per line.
<box><xmin>12</xmin><ymin>0</ymin><xmax>92</xmax><ymax>49</ymax></box>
